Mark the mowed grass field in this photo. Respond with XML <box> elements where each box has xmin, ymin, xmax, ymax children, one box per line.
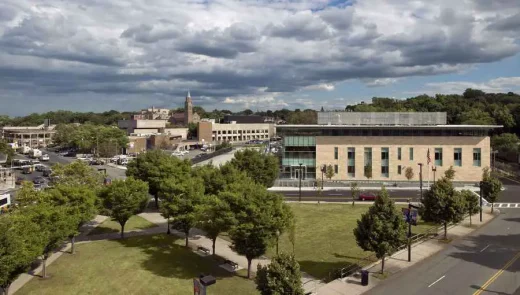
<box><xmin>17</xmin><ymin>235</ymin><xmax>258</xmax><ymax>295</ymax></box>
<box><xmin>268</xmin><ymin>203</ymin><xmax>437</xmax><ymax>280</ymax></box>
<box><xmin>88</xmin><ymin>216</ymin><xmax>158</xmax><ymax>236</ymax></box>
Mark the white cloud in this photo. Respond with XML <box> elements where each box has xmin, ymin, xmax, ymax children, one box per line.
<box><xmin>0</xmin><ymin>0</ymin><xmax>519</xmax><ymax>114</ymax></box>
<box><xmin>423</xmin><ymin>76</ymin><xmax>520</xmax><ymax>94</ymax></box>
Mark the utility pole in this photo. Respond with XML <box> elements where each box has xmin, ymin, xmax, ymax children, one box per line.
<box><xmin>479</xmin><ymin>181</ymin><xmax>483</xmax><ymax>222</ymax></box>
<box><xmin>418</xmin><ymin>163</ymin><xmax>423</xmax><ymax>201</ymax></box>
<box><xmin>407</xmin><ymin>201</ymin><xmax>419</xmax><ymax>262</ymax></box>
<box><xmin>299</xmin><ymin>163</ymin><xmax>303</xmax><ymax>203</ymax></box>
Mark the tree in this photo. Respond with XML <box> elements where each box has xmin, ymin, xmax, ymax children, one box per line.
<box><xmin>271</xmin><ymin>201</ymin><xmax>294</xmax><ymax>255</ymax></box>
<box><xmin>256</xmin><ymin>254</ymin><xmax>304</xmax><ymax>295</ymax></box>
<box><xmin>405</xmin><ymin>167</ymin><xmax>414</xmax><ymax>181</ymax></box>
<box><xmin>350</xmin><ymin>182</ymin><xmax>360</xmax><ymax>206</ymax></box>
<box><xmin>126</xmin><ymin>149</ymin><xmax>191</xmax><ymax>208</ymax></box>
<box><xmin>51</xmin><ymin>160</ymin><xmax>104</xmax><ymax>189</ymax></box>
<box><xmin>229</xmin><ymin>149</ymin><xmax>279</xmax><ymax>187</ymax></box>
<box><xmin>196</xmin><ymin>194</ymin><xmax>236</xmax><ymax>255</ymax></box>
<box><xmin>420</xmin><ymin>177</ymin><xmax>466</xmax><ymax>239</ymax></box>
<box><xmin>13</xmin><ymin>182</ymin><xmax>46</xmax><ymax>207</ymax></box>
<box><xmin>460</xmin><ymin>190</ymin><xmax>479</xmax><ymax>226</ymax></box>
<box><xmin>46</xmin><ymin>184</ymin><xmax>98</xmax><ymax>254</ymax></box>
<box><xmin>0</xmin><ymin>214</ymin><xmax>45</xmax><ymax>295</ymax></box>
<box><xmin>364</xmin><ymin>165</ymin><xmax>372</xmax><ymax>181</ymax></box>
<box><xmin>481</xmin><ymin>167</ymin><xmax>502</xmax><ymax>213</ymax></box>
<box><xmin>100</xmin><ymin>178</ymin><xmax>149</xmax><ymax>238</ymax></box>
<box><xmin>326</xmin><ymin>164</ymin><xmax>335</xmax><ymax>180</ymax></box>
<box><xmin>20</xmin><ymin>203</ymin><xmax>76</xmax><ymax>278</ymax></box>
<box><xmin>491</xmin><ymin>133</ymin><xmax>520</xmax><ymax>153</ymax></box>
<box><xmin>0</xmin><ymin>140</ymin><xmax>14</xmax><ymax>164</ymax></box>
<box><xmin>353</xmin><ymin>187</ymin><xmax>406</xmax><ymax>273</ymax></box>
<box><xmin>288</xmin><ymin>219</ymin><xmax>296</xmax><ymax>255</ymax></box>
<box><xmin>159</xmin><ymin>176</ymin><xmax>204</xmax><ymax>247</ymax></box>
<box><xmin>444</xmin><ymin>166</ymin><xmax>456</xmax><ymax>181</ymax></box>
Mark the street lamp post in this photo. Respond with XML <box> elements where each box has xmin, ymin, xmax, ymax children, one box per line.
<box><xmin>418</xmin><ymin>163</ymin><xmax>423</xmax><ymax>201</ymax></box>
<box><xmin>432</xmin><ymin>167</ymin><xmax>437</xmax><ymax>184</ymax></box>
<box><xmin>299</xmin><ymin>163</ymin><xmax>303</xmax><ymax>203</ymax></box>
<box><xmin>321</xmin><ymin>164</ymin><xmax>325</xmax><ymax>190</ymax></box>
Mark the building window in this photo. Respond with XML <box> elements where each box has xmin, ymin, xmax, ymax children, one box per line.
<box><xmin>409</xmin><ymin>147</ymin><xmax>414</xmax><ymax>161</ymax></box>
<box><xmin>334</xmin><ymin>147</ymin><xmax>338</xmax><ymax>160</ymax></box>
<box><xmin>398</xmin><ymin>147</ymin><xmax>402</xmax><ymax>160</ymax></box>
<box><xmin>381</xmin><ymin>147</ymin><xmax>389</xmax><ymax>177</ymax></box>
<box><xmin>398</xmin><ymin>165</ymin><xmax>402</xmax><ymax>175</ymax></box>
<box><xmin>364</xmin><ymin>147</ymin><xmax>372</xmax><ymax>177</ymax></box>
<box><xmin>435</xmin><ymin>148</ymin><xmax>443</xmax><ymax>166</ymax></box>
<box><xmin>348</xmin><ymin>147</ymin><xmax>355</xmax><ymax>177</ymax></box>
<box><xmin>473</xmin><ymin>148</ymin><xmax>481</xmax><ymax>166</ymax></box>
<box><xmin>334</xmin><ymin>164</ymin><xmax>338</xmax><ymax>174</ymax></box>
<box><xmin>454</xmin><ymin>148</ymin><xmax>462</xmax><ymax>166</ymax></box>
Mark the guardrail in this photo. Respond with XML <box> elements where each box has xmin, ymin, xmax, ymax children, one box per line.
<box><xmin>190</xmin><ymin>147</ymin><xmax>233</xmax><ymax>165</ymax></box>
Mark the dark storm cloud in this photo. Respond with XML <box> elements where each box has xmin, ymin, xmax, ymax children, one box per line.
<box><xmin>266</xmin><ymin>12</ymin><xmax>332</xmax><ymax>41</ymax></box>
<box><xmin>487</xmin><ymin>13</ymin><xmax>520</xmax><ymax>32</ymax></box>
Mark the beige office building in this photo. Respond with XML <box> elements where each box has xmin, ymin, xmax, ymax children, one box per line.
<box><xmin>1</xmin><ymin>124</ymin><xmax>56</xmax><ymax>148</ymax></box>
<box><xmin>277</xmin><ymin>112</ymin><xmax>501</xmax><ymax>183</ymax></box>
<box><xmin>198</xmin><ymin>120</ymin><xmax>275</xmax><ymax>143</ymax></box>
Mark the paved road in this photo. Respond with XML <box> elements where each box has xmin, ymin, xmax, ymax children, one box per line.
<box><xmin>367</xmin><ymin>208</ymin><xmax>520</xmax><ymax>295</ymax></box>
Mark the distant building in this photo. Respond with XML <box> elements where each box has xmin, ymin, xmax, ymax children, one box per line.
<box><xmin>170</xmin><ymin>91</ymin><xmax>200</xmax><ymax>126</ymax></box>
<box><xmin>198</xmin><ymin>120</ymin><xmax>275</xmax><ymax>143</ymax></box>
<box><xmin>1</xmin><ymin>123</ymin><xmax>56</xmax><ymax>148</ymax></box>
<box><xmin>136</xmin><ymin>107</ymin><xmax>170</xmax><ymax>120</ymax></box>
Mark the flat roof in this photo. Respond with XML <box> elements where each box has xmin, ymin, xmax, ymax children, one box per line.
<box><xmin>276</xmin><ymin>124</ymin><xmax>502</xmax><ymax>129</ymax></box>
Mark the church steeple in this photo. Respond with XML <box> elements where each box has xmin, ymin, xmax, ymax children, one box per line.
<box><xmin>185</xmin><ymin>90</ymin><xmax>193</xmax><ymax>125</ymax></box>
<box><xmin>187</xmin><ymin>90</ymin><xmax>191</xmax><ymax>98</ymax></box>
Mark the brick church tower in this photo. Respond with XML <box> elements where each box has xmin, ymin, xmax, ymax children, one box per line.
<box><xmin>185</xmin><ymin>90</ymin><xmax>193</xmax><ymax>124</ymax></box>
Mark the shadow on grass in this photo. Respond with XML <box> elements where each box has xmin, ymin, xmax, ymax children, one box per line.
<box><xmin>116</xmin><ymin>234</ymin><xmax>237</xmax><ymax>281</ymax></box>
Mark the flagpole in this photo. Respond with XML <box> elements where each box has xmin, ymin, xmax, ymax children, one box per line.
<box><xmin>427</xmin><ymin>163</ymin><xmax>430</xmax><ymax>187</ymax></box>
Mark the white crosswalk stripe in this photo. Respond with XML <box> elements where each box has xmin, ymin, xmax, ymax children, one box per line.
<box><xmin>493</xmin><ymin>203</ymin><xmax>520</xmax><ymax>208</ymax></box>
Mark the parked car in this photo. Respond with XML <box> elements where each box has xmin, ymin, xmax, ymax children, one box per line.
<box><xmin>35</xmin><ymin>164</ymin><xmax>46</xmax><ymax>172</ymax></box>
<box><xmin>43</xmin><ymin>168</ymin><xmax>52</xmax><ymax>177</ymax></box>
<box><xmin>90</xmin><ymin>159</ymin><xmax>105</xmax><ymax>165</ymax></box>
<box><xmin>358</xmin><ymin>192</ymin><xmax>377</xmax><ymax>201</ymax></box>
<box><xmin>22</xmin><ymin>166</ymin><xmax>33</xmax><ymax>174</ymax></box>
<box><xmin>33</xmin><ymin>176</ymin><xmax>45</xmax><ymax>185</ymax></box>
<box><xmin>15</xmin><ymin>177</ymin><xmax>25</xmax><ymax>185</ymax></box>
<box><xmin>40</xmin><ymin>154</ymin><xmax>50</xmax><ymax>161</ymax></box>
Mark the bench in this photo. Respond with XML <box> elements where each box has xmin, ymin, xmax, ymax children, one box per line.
<box><xmin>224</xmin><ymin>259</ymin><xmax>239</xmax><ymax>269</ymax></box>
<box><xmin>197</xmin><ymin>246</ymin><xmax>210</xmax><ymax>255</ymax></box>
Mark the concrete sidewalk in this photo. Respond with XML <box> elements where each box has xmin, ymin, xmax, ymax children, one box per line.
<box><xmin>314</xmin><ymin>207</ymin><xmax>497</xmax><ymax>295</ymax></box>
<box><xmin>138</xmin><ymin>212</ymin><xmax>325</xmax><ymax>294</ymax></box>
<box><xmin>269</xmin><ymin>186</ymin><xmax>480</xmax><ymax>192</ymax></box>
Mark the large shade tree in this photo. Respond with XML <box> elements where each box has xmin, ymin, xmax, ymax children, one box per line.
<box><xmin>229</xmin><ymin>149</ymin><xmax>279</xmax><ymax>187</ymax></box>
<box><xmin>256</xmin><ymin>254</ymin><xmax>304</xmax><ymax>295</ymax></box>
<box><xmin>481</xmin><ymin>167</ymin><xmax>503</xmax><ymax>213</ymax></box>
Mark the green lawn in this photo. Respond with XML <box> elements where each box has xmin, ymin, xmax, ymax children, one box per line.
<box><xmin>268</xmin><ymin>203</ymin><xmax>437</xmax><ymax>280</ymax></box>
<box><xmin>88</xmin><ymin>216</ymin><xmax>158</xmax><ymax>236</ymax></box>
<box><xmin>17</xmin><ymin>235</ymin><xmax>258</xmax><ymax>295</ymax></box>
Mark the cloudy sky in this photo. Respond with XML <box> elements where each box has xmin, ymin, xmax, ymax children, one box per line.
<box><xmin>1</xmin><ymin>0</ymin><xmax>519</xmax><ymax>116</ymax></box>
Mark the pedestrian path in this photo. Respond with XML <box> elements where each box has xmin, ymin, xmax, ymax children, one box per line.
<box><xmin>493</xmin><ymin>202</ymin><xmax>520</xmax><ymax>208</ymax></box>
<box><xmin>138</xmin><ymin>212</ymin><xmax>325</xmax><ymax>294</ymax></box>
<box><xmin>314</xmin><ymin>207</ymin><xmax>498</xmax><ymax>295</ymax></box>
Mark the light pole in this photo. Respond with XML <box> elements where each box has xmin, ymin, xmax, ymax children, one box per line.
<box><xmin>299</xmin><ymin>163</ymin><xmax>303</xmax><ymax>203</ymax></box>
<box><xmin>418</xmin><ymin>163</ymin><xmax>423</xmax><ymax>201</ymax></box>
<box><xmin>432</xmin><ymin>167</ymin><xmax>437</xmax><ymax>184</ymax></box>
<box><xmin>479</xmin><ymin>181</ymin><xmax>483</xmax><ymax>222</ymax></box>
<box><xmin>320</xmin><ymin>164</ymin><xmax>325</xmax><ymax>190</ymax></box>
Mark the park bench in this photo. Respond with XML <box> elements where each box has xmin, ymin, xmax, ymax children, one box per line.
<box><xmin>224</xmin><ymin>259</ymin><xmax>239</xmax><ymax>269</ymax></box>
<box><xmin>197</xmin><ymin>246</ymin><xmax>210</xmax><ymax>255</ymax></box>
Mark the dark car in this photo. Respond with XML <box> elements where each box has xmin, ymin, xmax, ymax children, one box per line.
<box><xmin>33</xmin><ymin>177</ymin><xmax>46</xmax><ymax>185</ymax></box>
<box><xmin>42</xmin><ymin>169</ymin><xmax>52</xmax><ymax>177</ymax></box>
<box><xmin>15</xmin><ymin>177</ymin><xmax>25</xmax><ymax>185</ymax></box>
<box><xmin>89</xmin><ymin>159</ymin><xmax>105</xmax><ymax>165</ymax></box>
<box><xmin>358</xmin><ymin>192</ymin><xmax>377</xmax><ymax>201</ymax></box>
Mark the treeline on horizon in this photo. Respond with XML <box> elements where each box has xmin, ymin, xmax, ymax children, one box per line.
<box><xmin>2</xmin><ymin>88</ymin><xmax>520</xmax><ymax>133</ymax></box>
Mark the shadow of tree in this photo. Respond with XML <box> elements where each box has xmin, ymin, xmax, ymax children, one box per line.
<box><xmin>503</xmin><ymin>217</ymin><xmax>520</xmax><ymax>223</ymax></box>
<box><xmin>299</xmin><ymin>260</ymin><xmax>361</xmax><ymax>282</ymax></box>
<box><xmin>117</xmin><ymin>234</ymin><xmax>236</xmax><ymax>280</ymax></box>
<box><xmin>449</xmin><ymin>233</ymin><xmax>520</xmax><ymax>273</ymax></box>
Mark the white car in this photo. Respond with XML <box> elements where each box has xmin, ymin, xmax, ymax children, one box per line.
<box><xmin>40</xmin><ymin>154</ymin><xmax>50</xmax><ymax>161</ymax></box>
<box><xmin>180</xmin><ymin>150</ymin><xmax>189</xmax><ymax>155</ymax></box>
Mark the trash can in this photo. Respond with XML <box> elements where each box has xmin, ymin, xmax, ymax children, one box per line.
<box><xmin>361</xmin><ymin>270</ymin><xmax>369</xmax><ymax>286</ymax></box>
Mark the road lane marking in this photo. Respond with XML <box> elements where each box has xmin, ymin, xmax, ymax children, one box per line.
<box><xmin>473</xmin><ymin>251</ymin><xmax>520</xmax><ymax>295</ymax></box>
<box><xmin>480</xmin><ymin>245</ymin><xmax>490</xmax><ymax>252</ymax></box>
<box><xmin>507</xmin><ymin>203</ymin><xmax>511</xmax><ymax>208</ymax></box>
<box><xmin>428</xmin><ymin>275</ymin><xmax>445</xmax><ymax>288</ymax></box>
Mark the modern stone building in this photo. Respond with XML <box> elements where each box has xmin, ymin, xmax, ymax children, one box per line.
<box><xmin>276</xmin><ymin>112</ymin><xmax>501</xmax><ymax>183</ymax></box>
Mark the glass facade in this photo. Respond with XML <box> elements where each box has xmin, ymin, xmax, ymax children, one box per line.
<box><xmin>473</xmin><ymin>148</ymin><xmax>481</xmax><ymax>166</ymax></box>
<box><xmin>409</xmin><ymin>147</ymin><xmax>414</xmax><ymax>161</ymax></box>
<box><xmin>281</xmin><ymin>136</ymin><xmax>316</xmax><ymax>179</ymax></box>
<box><xmin>348</xmin><ymin>147</ymin><xmax>355</xmax><ymax>177</ymax></box>
<box><xmin>454</xmin><ymin>148</ymin><xmax>462</xmax><ymax>166</ymax></box>
<box><xmin>381</xmin><ymin>147</ymin><xmax>389</xmax><ymax>177</ymax></box>
<box><xmin>435</xmin><ymin>148</ymin><xmax>443</xmax><ymax>166</ymax></box>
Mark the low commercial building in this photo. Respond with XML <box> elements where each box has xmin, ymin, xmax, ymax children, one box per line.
<box><xmin>118</xmin><ymin>119</ymin><xmax>168</xmax><ymax>135</ymax></box>
<box><xmin>277</xmin><ymin>112</ymin><xmax>501</xmax><ymax>183</ymax></box>
<box><xmin>1</xmin><ymin>124</ymin><xmax>56</xmax><ymax>148</ymax></box>
<box><xmin>198</xmin><ymin>120</ymin><xmax>275</xmax><ymax>143</ymax></box>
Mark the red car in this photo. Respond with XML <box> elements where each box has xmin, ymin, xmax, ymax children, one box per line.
<box><xmin>358</xmin><ymin>192</ymin><xmax>377</xmax><ymax>201</ymax></box>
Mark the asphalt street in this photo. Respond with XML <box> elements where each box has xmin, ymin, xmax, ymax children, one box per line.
<box><xmin>367</xmin><ymin>208</ymin><xmax>520</xmax><ymax>295</ymax></box>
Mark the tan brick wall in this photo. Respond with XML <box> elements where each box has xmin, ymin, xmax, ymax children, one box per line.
<box><xmin>316</xmin><ymin>136</ymin><xmax>490</xmax><ymax>182</ymax></box>
<box><xmin>198</xmin><ymin>121</ymin><xmax>213</xmax><ymax>142</ymax></box>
